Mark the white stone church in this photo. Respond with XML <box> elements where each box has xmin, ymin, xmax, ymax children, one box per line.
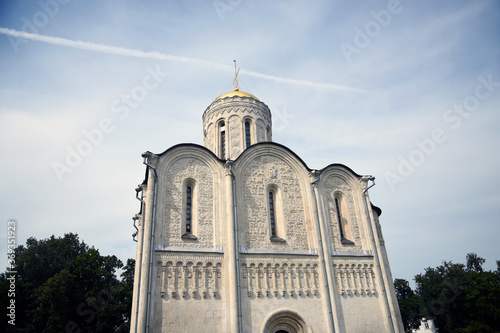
<box><xmin>130</xmin><ymin>80</ymin><xmax>404</xmax><ymax>332</ymax></box>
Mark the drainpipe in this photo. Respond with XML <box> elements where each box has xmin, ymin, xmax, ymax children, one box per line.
<box><xmin>132</xmin><ymin>185</ymin><xmax>145</xmax><ymax>333</ymax></box>
<box><xmin>132</xmin><ymin>216</ymin><xmax>139</xmax><ymax>242</ymax></box>
<box><xmin>142</xmin><ymin>152</ymin><xmax>159</xmax><ymax>333</ymax></box>
<box><xmin>361</xmin><ymin>176</ymin><xmax>395</xmax><ymax>333</ymax></box>
<box><xmin>310</xmin><ymin>171</ymin><xmax>336</xmax><ymax>333</ymax></box>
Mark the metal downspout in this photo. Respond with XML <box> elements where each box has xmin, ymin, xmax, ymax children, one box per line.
<box><xmin>133</xmin><ymin>188</ymin><xmax>145</xmax><ymax>333</ymax></box>
<box><xmin>362</xmin><ymin>177</ymin><xmax>395</xmax><ymax>333</ymax></box>
<box><xmin>311</xmin><ymin>174</ymin><xmax>336</xmax><ymax>332</ymax></box>
<box><xmin>143</xmin><ymin>152</ymin><xmax>158</xmax><ymax>333</ymax></box>
<box><xmin>228</xmin><ymin>161</ymin><xmax>243</xmax><ymax>333</ymax></box>
<box><xmin>132</xmin><ymin>216</ymin><xmax>139</xmax><ymax>242</ymax></box>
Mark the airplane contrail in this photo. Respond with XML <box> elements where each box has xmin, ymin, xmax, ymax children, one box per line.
<box><xmin>0</xmin><ymin>27</ymin><xmax>368</xmax><ymax>93</ymax></box>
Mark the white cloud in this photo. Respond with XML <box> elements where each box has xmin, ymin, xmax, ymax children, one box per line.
<box><xmin>0</xmin><ymin>27</ymin><xmax>367</xmax><ymax>93</ymax></box>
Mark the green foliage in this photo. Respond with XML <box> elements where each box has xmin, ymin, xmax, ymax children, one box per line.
<box><xmin>394</xmin><ymin>278</ymin><xmax>422</xmax><ymax>332</ymax></box>
<box><xmin>415</xmin><ymin>253</ymin><xmax>500</xmax><ymax>333</ymax></box>
<box><xmin>0</xmin><ymin>233</ymin><xmax>134</xmax><ymax>332</ymax></box>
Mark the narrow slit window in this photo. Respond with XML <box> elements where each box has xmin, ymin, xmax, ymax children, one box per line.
<box><xmin>245</xmin><ymin>121</ymin><xmax>251</xmax><ymax>148</ymax></box>
<box><xmin>186</xmin><ymin>186</ymin><xmax>192</xmax><ymax>233</ymax></box>
<box><xmin>269</xmin><ymin>191</ymin><xmax>276</xmax><ymax>236</ymax></box>
<box><xmin>220</xmin><ymin>122</ymin><xmax>226</xmax><ymax>159</ymax></box>
<box><xmin>335</xmin><ymin>197</ymin><xmax>345</xmax><ymax>239</ymax></box>
<box><xmin>335</xmin><ymin>196</ymin><xmax>354</xmax><ymax>244</ymax></box>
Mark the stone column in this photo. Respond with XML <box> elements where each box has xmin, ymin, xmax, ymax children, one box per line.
<box><xmin>225</xmin><ymin>162</ymin><xmax>239</xmax><ymax>332</ymax></box>
<box><xmin>310</xmin><ymin>173</ymin><xmax>337</xmax><ymax>332</ymax></box>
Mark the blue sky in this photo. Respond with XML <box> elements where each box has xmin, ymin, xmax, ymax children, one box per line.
<box><xmin>0</xmin><ymin>0</ymin><xmax>499</xmax><ymax>285</ymax></box>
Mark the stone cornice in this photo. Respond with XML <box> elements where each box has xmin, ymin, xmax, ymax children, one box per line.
<box><xmin>240</xmin><ymin>247</ymin><xmax>318</xmax><ymax>256</ymax></box>
<box><xmin>203</xmin><ymin>96</ymin><xmax>272</xmax><ymax>123</ymax></box>
<box><xmin>155</xmin><ymin>245</ymin><xmax>224</xmax><ymax>253</ymax></box>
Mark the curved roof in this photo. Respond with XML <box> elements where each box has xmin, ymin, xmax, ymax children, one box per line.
<box><xmin>214</xmin><ymin>88</ymin><xmax>259</xmax><ymax>101</ymax></box>
<box><xmin>141</xmin><ymin>142</ymin><xmax>382</xmax><ymax>213</ymax></box>
<box><xmin>151</xmin><ymin>141</ymin><xmax>366</xmax><ymax>180</ymax></box>
<box><xmin>156</xmin><ymin>142</ymin><xmax>223</xmax><ymax>160</ymax></box>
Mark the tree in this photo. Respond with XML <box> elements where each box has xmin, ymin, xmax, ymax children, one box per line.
<box><xmin>0</xmin><ymin>233</ymin><xmax>133</xmax><ymax>332</ymax></box>
<box><xmin>415</xmin><ymin>253</ymin><xmax>500</xmax><ymax>333</ymax></box>
<box><xmin>394</xmin><ymin>278</ymin><xmax>422</xmax><ymax>332</ymax></box>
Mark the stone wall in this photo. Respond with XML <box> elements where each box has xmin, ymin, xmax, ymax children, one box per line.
<box><xmin>156</xmin><ymin>155</ymin><xmax>217</xmax><ymax>248</ymax></box>
<box><xmin>135</xmin><ymin>143</ymin><xmax>404</xmax><ymax>332</ymax></box>
<box><xmin>151</xmin><ymin>253</ymin><xmax>225</xmax><ymax>332</ymax></box>
<box><xmin>323</xmin><ymin>175</ymin><xmax>364</xmax><ymax>252</ymax></box>
<box><xmin>202</xmin><ymin>96</ymin><xmax>272</xmax><ymax>159</ymax></box>
<box><xmin>240</xmin><ymin>255</ymin><xmax>329</xmax><ymax>333</ymax></box>
<box><xmin>238</xmin><ymin>155</ymin><xmax>309</xmax><ymax>251</ymax></box>
<box><xmin>241</xmin><ymin>256</ymin><xmax>320</xmax><ymax>298</ymax></box>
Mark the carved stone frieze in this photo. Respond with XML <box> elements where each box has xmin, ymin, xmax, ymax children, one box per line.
<box><xmin>333</xmin><ymin>262</ymin><xmax>376</xmax><ymax>296</ymax></box>
<box><xmin>157</xmin><ymin>254</ymin><xmax>223</xmax><ymax>301</ymax></box>
<box><xmin>202</xmin><ymin>99</ymin><xmax>272</xmax><ymax>125</ymax></box>
<box><xmin>241</xmin><ymin>258</ymin><xmax>319</xmax><ymax>299</ymax></box>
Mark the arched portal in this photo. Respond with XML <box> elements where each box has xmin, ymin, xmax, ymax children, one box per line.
<box><xmin>262</xmin><ymin>309</ymin><xmax>309</xmax><ymax>333</ymax></box>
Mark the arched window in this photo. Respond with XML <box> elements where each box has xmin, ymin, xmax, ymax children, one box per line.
<box><xmin>269</xmin><ymin>191</ymin><xmax>277</xmax><ymax>236</ymax></box>
<box><xmin>186</xmin><ymin>186</ymin><xmax>192</xmax><ymax>233</ymax></box>
<box><xmin>268</xmin><ymin>186</ymin><xmax>285</xmax><ymax>242</ymax></box>
<box><xmin>335</xmin><ymin>197</ymin><xmax>345</xmax><ymax>239</ymax></box>
<box><xmin>335</xmin><ymin>194</ymin><xmax>354</xmax><ymax>245</ymax></box>
<box><xmin>262</xmin><ymin>310</ymin><xmax>308</xmax><ymax>333</ymax></box>
<box><xmin>182</xmin><ymin>180</ymin><xmax>197</xmax><ymax>240</ymax></box>
<box><xmin>219</xmin><ymin>121</ymin><xmax>226</xmax><ymax>159</ymax></box>
<box><xmin>245</xmin><ymin>120</ymin><xmax>251</xmax><ymax>148</ymax></box>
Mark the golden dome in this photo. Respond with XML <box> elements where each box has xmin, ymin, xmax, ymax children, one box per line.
<box><xmin>214</xmin><ymin>88</ymin><xmax>259</xmax><ymax>101</ymax></box>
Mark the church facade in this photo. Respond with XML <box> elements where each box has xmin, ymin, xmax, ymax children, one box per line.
<box><xmin>130</xmin><ymin>87</ymin><xmax>404</xmax><ymax>332</ymax></box>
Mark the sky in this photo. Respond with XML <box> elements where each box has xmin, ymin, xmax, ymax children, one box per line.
<box><xmin>0</xmin><ymin>0</ymin><xmax>499</xmax><ymax>286</ymax></box>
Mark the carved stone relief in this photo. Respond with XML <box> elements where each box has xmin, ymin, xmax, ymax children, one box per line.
<box><xmin>333</xmin><ymin>262</ymin><xmax>376</xmax><ymax>296</ymax></box>
<box><xmin>157</xmin><ymin>255</ymin><xmax>223</xmax><ymax>300</ymax></box>
<box><xmin>228</xmin><ymin>114</ymin><xmax>241</xmax><ymax>158</ymax></box>
<box><xmin>324</xmin><ymin>177</ymin><xmax>363</xmax><ymax>252</ymax></box>
<box><xmin>241</xmin><ymin>259</ymin><xmax>319</xmax><ymax>298</ymax></box>
<box><xmin>206</xmin><ymin>123</ymin><xmax>214</xmax><ymax>152</ymax></box>
<box><xmin>256</xmin><ymin>119</ymin><xmax>266</xmax><ymax>142</ymax></box>
<box><xmin>203</xmin><ymin>103</ymin><xmax>272</xmax><ymax>127</ymax></box>
<box><xmin>240</xmin><ymin>156</ymin><xmax>308</xmax><ymax>250</ymax></box>
<box><xmin>163</xmin><ymin>157</ymin><xmax>214</xmax><ymax>248</ymax></box>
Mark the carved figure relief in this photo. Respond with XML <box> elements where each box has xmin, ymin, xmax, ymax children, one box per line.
<box><xmin>269</xmin><ymin>166</ymin><xmax>277</xmax><ymax>179</ymax></box>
